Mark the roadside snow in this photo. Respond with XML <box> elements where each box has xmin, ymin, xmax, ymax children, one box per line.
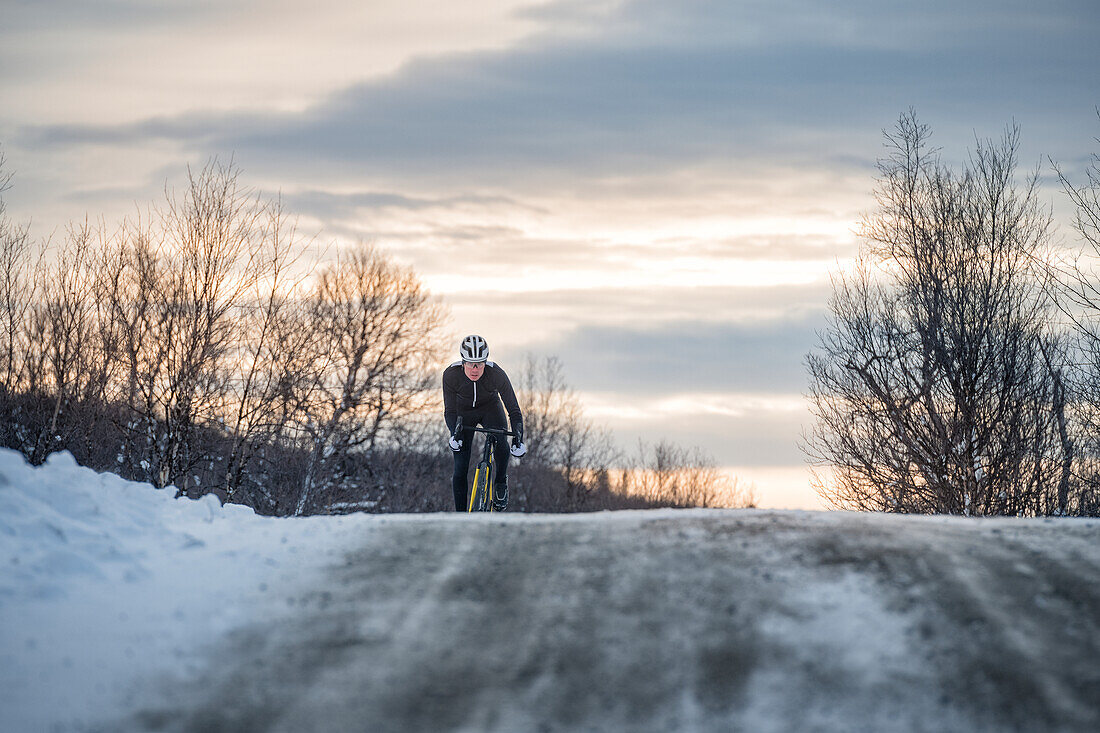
<box><xmin>0</xmin><ymin>449</ymin><xmax>370</xmax><ymax>733</ymax></box>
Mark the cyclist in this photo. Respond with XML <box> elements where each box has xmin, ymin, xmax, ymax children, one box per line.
<box><xmin>443</xmin><ymin>335</ymin><xmax>527</xmax><ymax>511</ymax></box>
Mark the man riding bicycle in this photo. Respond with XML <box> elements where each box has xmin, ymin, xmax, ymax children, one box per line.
<box><xmin>443</xmin><ymin>335</ymin><xmax>527</xmax><ymax>511</ymax></box>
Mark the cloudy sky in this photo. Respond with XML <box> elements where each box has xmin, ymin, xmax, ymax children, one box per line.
<box><xmin>3</xmin><ymin>0</ymin><xmax>1099</xmax><ymax>508</ymax></box>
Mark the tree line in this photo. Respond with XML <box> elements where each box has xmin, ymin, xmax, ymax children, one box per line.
<box><xmin>805</xmin><ymin>110</ymin><xmax>1100</xmax><ymax>516</ymax></box>
<box><xmin>0</xmin><ymin>155</ymin><xmax>751</xmax><ymax>514</ymax></box>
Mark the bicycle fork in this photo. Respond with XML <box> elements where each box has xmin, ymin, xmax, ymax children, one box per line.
<box><xmin>468</xmin><ymin>442</ymin><xmax>496</xmax><ymax>512</ymax></box>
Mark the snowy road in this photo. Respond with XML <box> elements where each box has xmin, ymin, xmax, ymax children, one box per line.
<box><xmin>120</xmin><ymin>510</ymin><xmax>1100</xmax><ymax>733</ymax></box>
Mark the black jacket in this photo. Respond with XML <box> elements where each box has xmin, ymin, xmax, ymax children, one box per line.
<box><xmin>442</xmin><ymin>361</ymin><xmax>523</xmax><ymax>435</ymax></box>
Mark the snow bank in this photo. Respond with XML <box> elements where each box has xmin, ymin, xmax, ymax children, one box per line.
<box><xmin>0</xmin><ymin>449</ymin><xmax>372</xmax><ymax>733</ymax></box>
<box><xmin>1</xmin><ymin>450</ymin><xmax>246</xmax><ymax>603</ymax></box>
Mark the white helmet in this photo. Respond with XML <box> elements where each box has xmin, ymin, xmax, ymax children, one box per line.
<box><xmin>460</xmin><ymin>334</ymin><xmax>489</xmax><ymax>363</ymax></box>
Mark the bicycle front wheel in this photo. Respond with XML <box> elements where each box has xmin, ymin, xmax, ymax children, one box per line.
<box><xmin>469</xmin><ymin>460</ymin><xmax>491</xmax><ymax>512</ymax></box>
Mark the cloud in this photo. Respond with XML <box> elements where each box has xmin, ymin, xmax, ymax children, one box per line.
<box><xmin>345</xmin><ymin>225</ymin><xmax>854</xmax><ymax>280</ymax></box>
<box><xmin>20</xmin><ymin>0</ymin><xmax>1097</xmax><ymax>192</ymax></box>
<box><xmin>2</xmin><ymin>0</ymin><xmax>208</xmax><ymax>32</ymax></box>
<box><xmin>588</xmin><ymin>391</ymin><xmax>813</xmax><ymax>467</ymax></box>
<box><xmin>204</xmin><ymin>45</ymin><xmax>890</xmax><ymax>179</ymax></box>
<box><xmin>519</xmin><ymin>312</ymin><xmax>826</xmax><ymax>394</ymax></box>
<box><xmin>283</xmin><ymin>189</ymin><xmax>540</xmax><ymax>217</ymax></box>
<box><xmin>441</xmin><ymin>281</ymin><xmax>831</xmax><ymax>367</ymax></box>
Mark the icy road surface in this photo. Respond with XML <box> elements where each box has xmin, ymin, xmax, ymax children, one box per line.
<box><xmin>125</xmin><ymin>511</ymin><xmax>1099</xmax><ymax>733</ymax></box>
<box><xmin>2</xmin><ymin>450</ymin><xmax>1098</xmax><ymax>733</ymax></box>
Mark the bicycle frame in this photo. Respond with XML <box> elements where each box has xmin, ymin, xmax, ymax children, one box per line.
<box><xmin>454</xmin><ymin>417</ymin><xmax>515</xmax><ymax>512</ymax></box>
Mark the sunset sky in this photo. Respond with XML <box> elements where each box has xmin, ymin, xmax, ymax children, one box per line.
<box><xmin>3</xmin><ymin>0</ymin><xmax>1099</xmax><ymax>508</ymax></box>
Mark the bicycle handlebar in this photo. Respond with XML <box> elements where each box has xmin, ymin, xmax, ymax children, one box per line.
<box><xmin>453</xmin><ymin>417</ymin><xmax>516</xmax><ymax>438</ymax></box>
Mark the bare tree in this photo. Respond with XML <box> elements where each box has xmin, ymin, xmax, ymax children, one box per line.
<box><xmin>0</xmin><ymin>199</ymin><xmax>118</xmax><ymax>467</ymax></box>
<box><xmin>617</xmin><ymin>440</ymin><xmax>754</xmax><ymax>508</ymax></box>
<box><xmin>0</xmin><ymin>157</ymin><xmax>462</xmax><ymax>513</ymax></box>
<box><xmin>294</xmin><ymin>243</ymin><xmax>447</xmax><ymax>515</ymax></box>
<box><xmin>805</xmin><ymin>111</ymin><xmax>1071</xmax><ymax>516</ymax></box>
<box><xmin>97</xmin><ymin>214</ymin><xmax>163</xmax><ymax>477</ymax></box>
<box><xmin>219</xmin><ymin>199</ymin><xmax>319</xmax><ymax>509</ymax></box>
<box><xmin>27</xmin><ymin>220</ymin><xmax>100</xmax><ymax>464</ymax></box>
<box><xmin>0</xmin><ymin>153</ymin><xmax>46</xmax><ymax>456</ymax></box>
<box><xmin>1051</xmin><ymin>111</ymin><xmax>1100</xmax><ymax>515</ymax></box>
<box><xmin>0</xmin><ymin>151</ymin><xmax>35</xmax><ymax>401</ymax></box>
<box><xmin>514</xmin><ymin>355</ymin><xmax>617</xmax><ymax>510</ymax></box>
<box><xmin>101</xmin><ymin>160</ymin><xmax>267</xmax><ymax>490</ymax></box>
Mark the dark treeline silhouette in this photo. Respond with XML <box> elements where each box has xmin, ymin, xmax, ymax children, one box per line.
<box><xmin>0</xmin><ymin>156</ymin><xmax>751</xmax><ymax>514</ymax></box>
<box><xmin>806</xmin><ymin>111</ymin><xmax>1100</xmax><ymax>516</ymax></box>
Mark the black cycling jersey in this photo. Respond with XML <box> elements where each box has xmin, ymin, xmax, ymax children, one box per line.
<box><xmin>442</xmin><ymin>361</ymin><xmax>524</xmax><ymax>436</ymax></box>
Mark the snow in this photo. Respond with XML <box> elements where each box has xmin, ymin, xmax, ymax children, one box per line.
<box><xmin>0</xmin><ymin>449</ymin><xmax>366</xmax><ymax>733</ymax></box>
<box><xmin>2</xmin><ymin>448</ymin><xmax>1099</xmax><ymax>732</ymax></box>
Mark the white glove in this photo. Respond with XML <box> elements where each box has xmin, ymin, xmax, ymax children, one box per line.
<box><xmin>510</xmin><ymin>441</ymin><xmax>527</xmax><ymax>458</ymax></box>
<box><xmin>449</xmin><ymin>436</ymin><xmax>462</xmax><ymax>451</ymax></box>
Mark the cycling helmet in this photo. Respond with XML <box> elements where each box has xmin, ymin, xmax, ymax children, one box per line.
<box><xmin>460</xmin><ymin>334</ymin><xmax>489</xmax><ymax>362</ymax></box>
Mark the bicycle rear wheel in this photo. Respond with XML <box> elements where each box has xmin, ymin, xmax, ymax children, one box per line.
<box><xmin>469</xmin><ymin>460</ymin><xmax>491</xmax><ymax>512</ymax></box>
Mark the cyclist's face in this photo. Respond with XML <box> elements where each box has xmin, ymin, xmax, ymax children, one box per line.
<box><xmin>463</xmin><ymin>361</ymin><xmax>485</xmax><ymax>381</ymax></box>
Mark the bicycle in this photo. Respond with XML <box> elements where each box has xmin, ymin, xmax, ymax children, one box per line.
<box><xmin>453</xmin><ymin>417</ymin><xmax>516</xmax><ymax>512</ymax></box>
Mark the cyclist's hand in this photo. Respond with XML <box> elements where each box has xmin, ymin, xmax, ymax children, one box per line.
<box><xmin>449</xmin><ymin>436</ymin><xmax>463</xmax><ymax>451</ymax></box>
<box><xmin>510</xmin><ymin>441</ymin><xmax>527</xmax><ymax>458</ymax></box>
